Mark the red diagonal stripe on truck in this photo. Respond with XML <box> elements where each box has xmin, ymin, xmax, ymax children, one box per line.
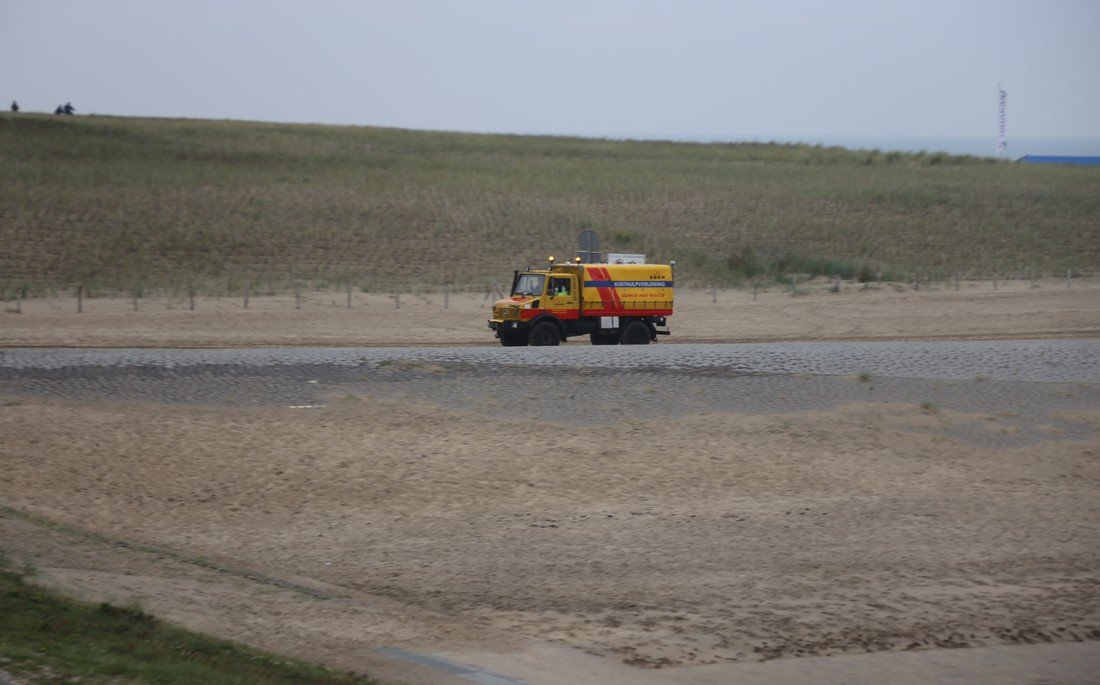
<box><xmin>585</xmin><ymin>266</ymin><xmax>616</xmax><ymax>313</ymax></box>
<box><xmin>594</xmin><ymin>266</ymin><xmax>623</xmax><ymax>311</ymax></box>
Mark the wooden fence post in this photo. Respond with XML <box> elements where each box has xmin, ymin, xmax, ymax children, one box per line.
<box><xmin>444</xmin><ymin>282</ymin><xmax>450</xmax><ymax>309</ymax></box>
<box><xmin>752</xmin><ymin>277</ymin><xmax>757</xmax><ymax>301</ymax></box>
<box><xmin>189</xmin><ymin>285</ymin><xmax>196</xmax><ymax>311</ymax></box>
<box><xmin>347</xmin><ymin>283</ymin><xmax>352</xmax><ymax>308</ymax></box>
<box><xmin>77</xmin><ymin>284</ymin><xmax>83</xmax><ymax>313</ymax></box>
<box><xmin>1066</xmin><ymin>269</ymin><xmax>1072</xmax><ymax>289</ymax></box>
<box><xmin>295</xmin><ymin>288</ymin><xmax>301</xmax><ymax>310</ymax></box>
<box><xmin>244</xmin><ymin>284</ymin><xmax>249</xmax><ymax>309</ymax></box>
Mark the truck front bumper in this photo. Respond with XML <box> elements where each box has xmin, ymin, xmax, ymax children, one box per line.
<box><xmin>488</xmin><ymin>320</ymin><xmax>525</xmax><ymax>333</ymax></box>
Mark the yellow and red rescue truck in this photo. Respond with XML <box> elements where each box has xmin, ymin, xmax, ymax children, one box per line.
<box><xmin>488</xmin><ymin>257</ymin><xmax>674</xmax><ymax>346</ymax></box>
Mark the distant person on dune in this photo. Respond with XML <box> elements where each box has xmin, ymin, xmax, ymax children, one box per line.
<box><xmin>10</xmin><ymin>101</ymin><xmax>17</xmax><ymax>112</ymax></box>
<box><xmin>63</xmin><ymin>102</ymin><xmax>75</xmax><ymax>115</ymax></box>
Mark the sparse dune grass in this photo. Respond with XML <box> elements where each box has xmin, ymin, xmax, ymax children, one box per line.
<box><xmin>2</xmin><ymin>113</ymin><xmax>1098</xmax><ymax>298</ymax></box>
<box><xmin>0</xmin><ymin>565</ymin><xmax>376</xmax><ymax>684</ymax></box>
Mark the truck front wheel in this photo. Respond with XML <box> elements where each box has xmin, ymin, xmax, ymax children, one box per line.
<box><xmin>529</xmin><ymin>321</ymin><xmax>562</xmax><ymax>346</ymax></box>
<box><xmin>620</xmin><ymin>320</ymin><xmax>651</xmax><ymax>345</ymax></box>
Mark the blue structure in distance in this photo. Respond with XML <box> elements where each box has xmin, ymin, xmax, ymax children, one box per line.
<box><xmin>1017</xmin><ymin>155</ymin><xmax>1100</xmax><ymax>166</ymax></box>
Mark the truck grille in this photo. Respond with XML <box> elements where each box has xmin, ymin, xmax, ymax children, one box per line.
<box><xmin>494</xmin><ymin>305</ymin><xmax>519</xmax><ymax>320</ymax></box>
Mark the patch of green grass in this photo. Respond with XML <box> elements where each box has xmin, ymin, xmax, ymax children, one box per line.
<box><xmin>0</xmin><ymin>566</ymin><xmax>377</xmax><ymax>684</ymax></box>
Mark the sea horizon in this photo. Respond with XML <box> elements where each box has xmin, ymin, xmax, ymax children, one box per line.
<box><xmin>612</xmin><ymin>133</ymin><xmax>1100</xmax><ymax>159</ymax></box>
<box><xmin>782</xmin><ymin>135</ymin><xmax>1100</xmax><ymax>159</ymax></box>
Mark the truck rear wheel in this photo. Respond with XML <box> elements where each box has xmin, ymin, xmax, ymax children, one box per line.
<box><xmin>620</xmin><ymin>320</ymin><xmax>651</xmax><ymax>345</ymax></box>
<box><xmin>590</xmin><ymin>331</ymin><xmax>618</xmax><ymax>345</ymax></box>
<box><xmin>499</xmin><ymin>330</ymin><xmax>527</xmax><ymax>347</ymax></box>
<box><xmin>529</xmin><ymin>321</ymin><xmax>561</xmax><ymax>346</ymax></box>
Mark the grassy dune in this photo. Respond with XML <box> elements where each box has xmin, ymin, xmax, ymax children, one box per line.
<box><xmin>2</xmin><ymin>113</ymin><xmax>1098</xmax><ymax>297</ymax></box>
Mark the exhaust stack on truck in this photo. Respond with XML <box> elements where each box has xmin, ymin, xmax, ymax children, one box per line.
<box><xmin>488</xmin><ymin>256</ymin><xmax>674</xmax><ymax>346</ymax></box>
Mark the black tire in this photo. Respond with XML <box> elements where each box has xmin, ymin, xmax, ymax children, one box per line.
<box><xmin>499</xmin><ymin>330</ymin><xmax>527</xmax><ymax>347</ymax></box>
<box><xmin>529</xmin><ymin>321</ymin><xmax>562</xmax><ymax>346</ymax></box>
<box><xmin>590</xmin><ymin>331</ymin><xmax>618</xmax><ymax>345</ymax></box>
<box><xmin>619</xmin><ymin>320</ymin><xmax>651</xmax><ymax>345</ymax></box>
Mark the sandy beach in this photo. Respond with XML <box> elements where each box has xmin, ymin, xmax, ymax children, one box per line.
<box><xmin>1</xmin><ymin>283</ymin><xmax>1098</xmax><ymax>684</ymax></box>
<box><xmin>4</xmin><ymin>281</ymin><xmax>1099</xmax><ymax>348</ymax></box>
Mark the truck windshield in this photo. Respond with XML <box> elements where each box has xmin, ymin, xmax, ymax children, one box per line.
<box><xmin>513</xmin><ymin>274</ymin><xmax>545</xmax><ymax>296</ymax></box>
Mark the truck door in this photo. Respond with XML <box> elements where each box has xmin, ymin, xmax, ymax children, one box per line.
<box><xmin>545</xmin><ymin>276</ymin><xmax>579</xmax><ymax>319</ymax></box>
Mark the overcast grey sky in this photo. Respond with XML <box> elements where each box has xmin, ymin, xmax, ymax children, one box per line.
<box><xmin>3</xmin><ymin>0</ymin><xmax>1099</xmax><ymax>145</ymax></box>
